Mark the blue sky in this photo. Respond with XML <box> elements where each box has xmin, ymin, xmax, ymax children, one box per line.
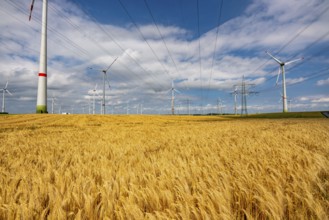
<box><xmin>0</xmin><ymin>0</ymin><xmax>329</xmax><ymax>114</ymax></box>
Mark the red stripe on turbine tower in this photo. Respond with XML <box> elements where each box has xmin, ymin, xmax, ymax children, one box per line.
<box><xmin>39</xmin><ymin>73</ymin><xmax>47</xmax><ymax>77</ymax></box>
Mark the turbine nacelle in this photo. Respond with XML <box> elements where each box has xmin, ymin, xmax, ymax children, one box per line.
<box><xmin>169</xmin><ymin>80</ymin><xmax>181</xmax><ymax>94</ymax></box>
<box><xmin>93</xmin><ymin>84</ymin><xmax>98</xmax><ymax>92</ymax></box>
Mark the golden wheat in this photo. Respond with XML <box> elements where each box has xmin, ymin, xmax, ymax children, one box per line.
<box><xmin>0</xmin><ymin>114</ymin><xmax>328</xmax><ymax>219</ymax></box>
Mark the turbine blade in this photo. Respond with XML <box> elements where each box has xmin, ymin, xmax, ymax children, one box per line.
<box><xmin>266</xmin><ymin>51</ymin><xmax>283</xmax><ymax>64</ymax></box>
<box><xmin>275</xmin><ymin>67</ymin><xmax>281</xmax><ymax>86</ymax></box>
<box><xmin>105</xmin><ymin>57</ymin><xmax>118</xmax><ymax>72</ymax></box>
<box><xmin>4</xmin><ymin>81</ymin><xmax>8</xmax><ymax>89</ymax></box>
<box><xmin>94</xmin><ymin>84</ymin><xmax>98</xmax><ymax>91</ymax></box>
<box><xmin>29</xmin><ymin>0</ymin><xmax>35</xmax><ymax>21</ymax></box>
<box><xmin>106</xmin><ymin>74</ymin><xmax>111</xmax><ymax>89</ymax></box>
<box><xmin>6</xmin><ymin>90</ymin><xmax>13</xmax><ymax>96</ymax></box>
<box><xmin>285</xmin><ymin>57</ymin><xmax>304</xmax><ymax>65</ymax></box>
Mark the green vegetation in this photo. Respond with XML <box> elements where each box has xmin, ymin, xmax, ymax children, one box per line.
<box><xmin>240</xmin><ymin>111</ymin><xmax>325</xmax><ymax>119</ymax></box>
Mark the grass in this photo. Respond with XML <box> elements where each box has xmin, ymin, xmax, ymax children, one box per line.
<box><xmin>0</xmin><ymin>114</ymin><xmax>328</xmax><ymax>219</ymax></box>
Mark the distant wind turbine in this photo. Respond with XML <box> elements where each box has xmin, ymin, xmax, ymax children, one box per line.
<box><xmin>170</xmin><ymin>80</ymin><xmax>180</xmax><ymax>115</ymax></box>
<box><xmin>29</xmin><ymin>0</ymin><xmax>48</xmax><ymax>113</ymax></box>
<box><xmin>101</xmin><ymin>58</ymin><xmax>118</xmax><ymax>114</ymax></box>
<box><xmin>91</xmin><ymin>84</ymin><xmax>98</xmax><ymax>114</ymax></box>
<box><xmin>126</xmin><ymin>102</ymin><xmax>129</xmax><ymax>115</ymax></box>
<box><xmin>1</xmin><ymin>81</ymin><xmax>13</xmax><ymax>113</ymax></box>
<box><xmin>278</xmin><ymin>92</ymin><xmax>294</xmax><ymax>112</ymax></box>
<box><xmin>51</xmin><ymin>94</ymin><xmax>57</xmax><ymax>114</ymax></box>
<box><xmin>89</xmin><ymin>57</ymin><xmax>118</xmax><ymax>114</ymax></box>
<box><xmin>266</xmin><ymin>51</ymin><xmax>303</xmax><ymax>112</ymax></box>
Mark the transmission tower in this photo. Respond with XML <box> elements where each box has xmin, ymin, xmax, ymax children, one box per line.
<box><xmin>234</xmin><ymin>76</ymin><xmax>258</xmax><ymax>116</ymax></box>
<box><xmin>217</xmin><ymin>98</ymin><xmax>223</xmax><ymax>114</ymax></box>
<box><xmin>181</xmin><ymin>99</ymin><xmax>191</xmax><ymax>115</ymax></box>
<box><xmin>241</xmin><ymin>81</ymin><xmax>248</xmax><ymax>115</ymax></box>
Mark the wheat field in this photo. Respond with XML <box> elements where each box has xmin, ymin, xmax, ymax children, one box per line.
<box><xmin>0</xmin><ymin>114</ymin><xmax>328</xmax><ymax>219</ymax></box>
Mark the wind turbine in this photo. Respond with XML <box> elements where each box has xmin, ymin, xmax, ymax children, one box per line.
<box><xmin>140</xmin><ymin>103</ymin><xmax>143</xmax><ymax>115</ymax></box>
<box><xmin>101</xmin><ymin>57</ymin><xmax>118</xmax><ymax>114</ymax></box>
<box><xmin>29</xmin><ymin>0</ymin><xmax>48</xmax><ymax>113</ymax></box>
<box><xmin>98</xmin><ymin>100</ymin><xmax>102</xmax><ymax>114</ymax></box>
<box><xmin>126</xmin><ymin>102</ymin><xmax>129</xmax><ymax>115</ymax></box>
<box><xmin>287</xmin><ymin>98</ymin><xmax>294</xmax><ymax>112</ymax></box>
<box><xmin>91</xmin><ymin>84</ymin><xmax>98</xmax><ymax>114</ymax></box>
<box><xmin>88</xmin><ymin>57</ymin><xmax>118</xmax><ymax>114</ymax></box>
<box><xmin>82</xmin><ymin>103</ymin><xmax>89</xmax><ymax>114</ymax></box>
<box><xmin>170</xmin><ymin>80</ymin><xmax>180</xmax><ymax>115</ymax></box>
<box><xmin>51</xmin><ymin>94</ymin><xmax>57</xmax><ymax>114</ymax></box>
<box><xmin>266</xmin><ymin>51</ymin><xmax>303</xmax><ymax>112</ymax></box>
<box><xmin>1</xmin><ymin>82</ymin><xmax>13</xmax><ymax>113</ymax></box>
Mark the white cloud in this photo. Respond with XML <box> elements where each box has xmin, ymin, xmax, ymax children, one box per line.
<box><xmin>299</xmin><ymin>97</ymin><xmax>311</xmax><ymax>102</ymax></box>
<box><xmin>1</xmin><ymin>0</ymin><xmax>328</xmax><ymax>113</ymax></box>
<box><xmin>317</xmin><ymin>77</ymin><xmax>329</xmax><ymax>86</ymax></box>
<box><xmin>286</xmin><ymin>77</ymin><xmax>307</xmax><ymax>85</ymax></box>
<box><xmin>312</xmin><ymin>97</ymin><xmax>329</xmax><ymax>103</ymax></box>
<box><xmin>298</xmin><ymin>95</ymin><xmax>329</xmax><ymax>103</ymax></box>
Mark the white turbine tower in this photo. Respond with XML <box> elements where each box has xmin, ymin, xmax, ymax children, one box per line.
<box><xmin>266</xmin><ymin>51</ymin><xmax>303</xmax><ymax>112</ymax></box>
<box><xmin>30</xmin><ymin>0</ymin><xmax>48</xmax><ymax>113</ymax></box>
<box><xmin>170</xmin><ymin>80</ymin><xmax>180</xmax><ymax>115</ymax></box>
<box><xmin>1</xmin><ymin>82</ymin><xmax>13</xmax><ymax>113</ymax></box>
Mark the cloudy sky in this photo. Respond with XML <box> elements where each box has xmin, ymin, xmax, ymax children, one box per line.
<box><xmin>1</xmin><ymin>0</ymin><xmax>329</xmax><ymax>114</ymax></box>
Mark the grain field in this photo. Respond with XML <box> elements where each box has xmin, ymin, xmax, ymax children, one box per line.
<box><xmin>0</xmin><ymin>114</ymin><xmax>328</xmax><ymax>219</ymax></box>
